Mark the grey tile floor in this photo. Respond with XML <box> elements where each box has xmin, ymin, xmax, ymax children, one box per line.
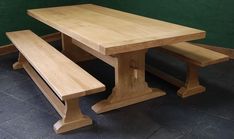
<box><xmin>0</xmin><ymin>51</ymin><xmax>233</xmax><ymax>139</ymax></box>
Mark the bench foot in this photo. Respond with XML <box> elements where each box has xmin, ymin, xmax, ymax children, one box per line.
<box><xmin>13</xmin><ymin>53</ymin><xmax>26</xmax><ymax>70</ymax></box>
<box><xmin>178</xmin><ymin>64</ymin><xmax>206</xmax><ymax>98</ymax></box>
<box><xmin>177</xmin><ymin>85</ymin><xmax>206</xmax><ymax>98</ymax></box>
<box><xmin>13</xmin><ymin>62</ymin><xmax>24</xmax><ymax>70</ymax></box>
<box><xmin>54</xmin><ymin>116</ymin><xmax>92</xmax><ymax>134</ymax></box>
<box><xmin>54</xmin><ymin>99</ymin><xmax>92</xmax><ymax>134</ymax></box>
<box><xmin>92</xmin><ymin>88</ymin><xmax>165</xmax><ymax>114</ymax></box>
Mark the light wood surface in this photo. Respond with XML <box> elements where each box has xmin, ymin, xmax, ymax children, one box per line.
<box><xmin>0</xmin><ymin>32</ymin><xmax>61</xmax><ymax>56</ymax></box>
<box><xmin>160</xmin><ymin>42</ymin><xmax>229</xmax><ymax>67</ymax></box>
<box><xmin>177</xmin><ymin>64</ymin><xmax>206</xmax><ymax>98</ymax></box>
<box><xmin>68</xmin><ymin>37</ymin><xmax>166</xmax><ymax>113</ymax></box>
<box><xmin>27</xmin><ymin>4</ymin><xmax>208</xmax><ymax>111</ymax></box>
<box><xmin>6</xmin><ymin>30</ymin><xmax>105</xmax><ymax>100</ymax></box>
<box><xmin>53</xmin><ymin>98</ymin><xmax>92</xmax><ymax>134</ymax></box>
<box><xmin>62</xmin><ymin>33</ymin><xmax>95</xmax><ymax>63</ymax></box>
<box><xmin>72</xmin><ymin>39</ymin><xmax>118</xmax><ymax>67</ymax></box>
<box><xmin>90</xmin><ymin>50</ymin><xmax>165</xmax><ymax>113</ymax></box>
<box><xmin>149</xmin><ymin>42</ymin><xmax>229</xmax><ymax>97</ymax></box>
<box><xmin>195</xmin><ymin>43</ymin><xmax>234</xmax><ymax>59</ymax></box>
<box><xmin>7</xmin><ymin>30</ymin><xmax>105</xmax><ymax>133</ymax></box>
<box><xmin>23</xmin><ymin>62</ymin><xmax>66</xmax><ymax>117</ymax></box>
<box><xmin>13</xmin><ymin>53</ymin><xmax>27</xmax><ymax>70</ymax></box>
<box><xmin>28</xmin><ymin>4</ymin><xmax>205</xmax><ymax>55</ymax></box>
<box><xmin>23</xmin><ymin>62</ymin><xmax>92</xmax><ymax>134</ymax></box>
<box><xmin>146</xmin><ymin>63</ymin><xmax>206</xmax><ymax>98</ymax></box>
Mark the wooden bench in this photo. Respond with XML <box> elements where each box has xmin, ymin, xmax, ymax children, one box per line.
<box><xmin>6</xmin><ymin>30</ymin><xmax>105</xmax><ymax>134</ymax></box>
<box><xmin>146</xmin><ymin>42</ymin><xmax>229</xmax><ymax>98</ymax></box>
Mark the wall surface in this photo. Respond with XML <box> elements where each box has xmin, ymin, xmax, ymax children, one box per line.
<box><xmin>1</xmin><ymin>1</ymin><xmax>233</xmax><ymax>49</ymax></box>
<box><xmin>0</xmin><ymin>0</ymin><xmax>88</xmax><ymax>46</ymax></box>
<box><xmin>91</xmin><ymin>0</ymin><xmax>234</xmax><ymax>49</ymax></box>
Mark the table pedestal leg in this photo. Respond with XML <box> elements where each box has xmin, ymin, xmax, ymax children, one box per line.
<box><xmin>92</xmin><ymin>50</ymin><xmax>166</xmax><ymax>114</ymax></box>
<box><xmin>61</xmin><ymin>33</ymin><xmax>94</xmax><ymax>62</ymax></box>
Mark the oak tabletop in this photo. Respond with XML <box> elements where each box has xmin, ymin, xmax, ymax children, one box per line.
<box><xmin>28</xmin><ymin>4</ymin><xmax>206</xmax><ymax>55</ymax></box>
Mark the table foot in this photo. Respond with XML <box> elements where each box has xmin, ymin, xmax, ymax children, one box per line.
<box><xmin>92</xmin><ymin>88</ymin><xmax>165</xmax><ymax>114</ymax></box>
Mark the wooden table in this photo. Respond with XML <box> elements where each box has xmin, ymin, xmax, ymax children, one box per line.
<box><xmin>28</xmin><ymin>4</ymin><xmax>206</xmax><ymax>113</ymax></box>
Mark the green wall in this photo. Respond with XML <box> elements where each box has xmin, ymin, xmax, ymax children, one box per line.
<box><xmin>0</xmin><ymin>0</ymin><xmax>89</xmax><ymax>46</ymax></box>
<box><xmin>90</xmin><ymin>0</ymin><xmax>234</xmax><ymax>49</ymax></box>
<box><xmin>1</xmin><ymin>1</ymin><xmax>233</xmax><ymax>49</ymax></box>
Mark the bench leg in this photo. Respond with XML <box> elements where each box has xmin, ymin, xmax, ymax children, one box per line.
<box><xmin>54</xmin><ymin>98</ymin><xmax>92</xmax><ymax>134</ymax></box>
<box><xmin>13</xmin><ymin>52</ymin><xmax>26</xmax><ymax>70</ymax></box>
<box><xmin>177</xmin><ymin>64</ymin><xmax>206</xmax><ymax>98</ymax></box>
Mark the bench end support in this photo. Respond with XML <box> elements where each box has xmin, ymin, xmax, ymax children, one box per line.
<box><xmin>177</xmin><ymin>85</ymin><xmax>206</xmax><ymax>98</ymax></box>
<box><xmin>177</xmin><ymin>64</ymin><xmax>206</xmax><ymax>98</ymax></box>
<box><xmin>13</xmin><ymin>53</ymin><xmax>26</xmax><ymax>70</ymax></box>
<box><xmin>54</xmin><ymin>116</ymin><xmax>92</xmax><ymax>134</ymax></box>
<box><xmin>54</xmin><ymin>98</ymin><xmax>92</xmax><ymax>134</ymax></box>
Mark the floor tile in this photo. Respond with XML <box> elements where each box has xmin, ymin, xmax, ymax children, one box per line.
<box><xmin>148</xmin><ymin>127</ymin><xmax>184</xmax><ymax>139</ymax></box>
<box><xmin>0</xmin><ymin>109</ymin><xmax>58</xmax><ymax>139</ymax></box>
<box><xmin>3</xmin><ymin>79</ymin><xmax>41</xmax><ymax>101</ymax></box>
<box><xmin>0</xmin><ymin>93</ymin><xmax>26</xmax><ymax>107</ymax></box>
<box><xmin>26</xmin><ymin>94</ymin><xmax>57</xmax><ymax>115</ymax></box>
<box><xmin>95</xmin><ymin>109</ymin><xmax>161</xmax><ymax>139</ymax></box>
<box><xmin>45</xmin><ymin>126</ymin><xmax>99</xmax><ymax>139</ymax></box>
<box><xmin>0</xmin><ymin>128</ymin><xmax>18</xmax><ymax>139</ymax></box>
<box><xmin>146</xmin><ymin>104</ymin><xmax>206</xmax><ymax>135</ymax></box>
<box><xmin>0</xmin><ymin>99</ymin><xmax>34</xmax><ymax>124</ymax></box>
<box><xmin>182</xmin><ymin>115</ymin><xmax>234</xmax><ymax>139</ymax></box>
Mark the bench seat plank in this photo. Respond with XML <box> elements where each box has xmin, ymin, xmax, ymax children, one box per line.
<box><xmin>6</xmin><ymin>30</ymin><xmax>105</xmax><ymax>100</ymax></box>
<box><xmin>148</xmin><ymin>42</ymin><xmax>229</xmax><ymax>98</ymax></box>
<box><xmin>161</xmin><ymin>42</ymin><xmax>229</xmax><ymax>67</ymax></box>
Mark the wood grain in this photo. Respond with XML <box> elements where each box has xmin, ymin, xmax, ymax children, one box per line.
<box><xmin>92</xmin><ymin>50</ymin><xmax>166</xmax><ymax>113</ymax></box>
<box><xmin>159</xmin><ymin>42</ymin><xmax>229</xmax><ymax>67</ymax></box>
<box><xmin>6</xmin><ymin>30</ymin><xmax>105</xmax><ymax>100</ymax></box>
<box><xmin>28</xmin><ymin>4</ymin><xmax>205</xmax><ymax>55</ymax></box>
<box><xmin>195</xmin><ymin>43</ymin><xmax>234</xmax><ymax>59</ymax></box>
<box><xmin>0</xmin><ymin>32</ymin><xmax>61</xmax><ymax>56</ymax></box>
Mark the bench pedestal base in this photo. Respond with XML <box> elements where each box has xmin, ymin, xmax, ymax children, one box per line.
<box><xmin>13</xmin><ymin>53</ymin><xmax>93</xmax><ymax>134</ymax></box>
<box><xmin>177</xmin><ymin>64</ymin><xmax>206</xmax><ymax>98</ymax></box>
<box><xmin>54</xmin><ymin>116</ymin><xmax>92</xmax><ymax>134</ymax></box>
<box><xmin>13</xmin><ymin>53</ymin><xmax>26</xmax><ymax>70</ymax></box>
<box><xmin>54</xmin><ymin>98</ymin><xmax>92</xmax><ymax>134</ymax></box>
<box><xmin>177</xmin><ymin>85</ymin><xmax>206</xmax><ymax>98</ymax></box>
<box><xmin>146</xmin><ymin>63</ymin><xmax>206</xmax><ymax>98</ymax></box>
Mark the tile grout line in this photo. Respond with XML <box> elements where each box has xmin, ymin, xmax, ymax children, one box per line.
<box><xmin>186</xmin><ymin>104</ymin><xmax>234</xmax><ymax>123</ymax></box>
<box><xmin>145</xmin><ymin>127</ymin><xmax>162</xmax><ymax>139</ymax></box>
<box><xmin>0</xmin><ymin>127</ymin><xmax>20</xmax><ymax>139</ymax></box>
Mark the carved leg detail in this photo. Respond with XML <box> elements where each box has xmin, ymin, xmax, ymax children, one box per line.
<box><xmin>13</xmin><ymin>53</ymin><xmax>26</xmax><ymax>70</ymax></box>
<box><xmin>54</xmin><ymin>98</ymin><xmax>92</xmax><ymax>134</ymax></box>
<box><xmin>177</xmin><ymin>63</ymin><xmax>206</xmax><ymax>98</ymax></box>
